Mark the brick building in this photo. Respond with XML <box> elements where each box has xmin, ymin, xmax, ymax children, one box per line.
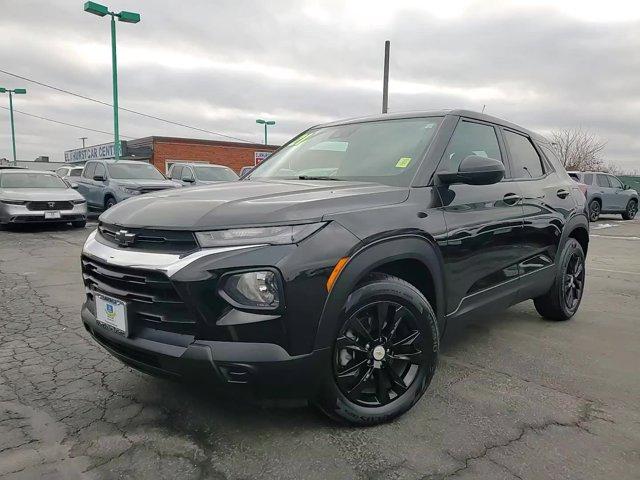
<box><xmin>64</xmin><ymin>137</ymin><xmax>279</xmax><ymax>174</ymax></box>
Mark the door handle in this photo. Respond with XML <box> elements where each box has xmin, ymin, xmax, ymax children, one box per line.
<box><xmin>557</xmin><ymin>188</ymin><xmax>570</xmax><ymax>199</ymax></box>
<box><xmin>503</xmin><ymin>193</ymin><xmax>522</xmax><ymax>205</ymax></box>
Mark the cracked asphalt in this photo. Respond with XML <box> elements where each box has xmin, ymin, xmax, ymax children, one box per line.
<box><xmin>1</xmin><ymin>216</ymin><xmax>639</xmax><ymax>479</ymax></box>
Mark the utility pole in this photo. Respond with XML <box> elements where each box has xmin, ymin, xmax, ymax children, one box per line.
<box><xmin>0</xmin><ymin>87</ymin><xmax>27</xmax><ymax>165</ymax></box>
<box><xmin>79</xmin><ymin>137</ymin><xmax>88</xmax><ymax>148</ymax></box>
<box><xmin>382</xmin><ymin>40</ymin><xmax>390</xmax><ymax>114</ymax></box>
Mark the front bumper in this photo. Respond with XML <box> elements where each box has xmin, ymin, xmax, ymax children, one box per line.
<box><xmin>0</xmin><ymin>202</ymin><xmax>87</xmax><ymax>224</ymax></box>
<box><xmin>81</xmin><ymin>305</ymin><xmax>330</xmax><ymax>397</ymax></box>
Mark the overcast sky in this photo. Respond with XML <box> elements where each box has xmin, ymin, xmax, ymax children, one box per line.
<box><xmin>1</xmin><ymin>0</ymin><xmax>640</xmax><ymax>170</ymax></box>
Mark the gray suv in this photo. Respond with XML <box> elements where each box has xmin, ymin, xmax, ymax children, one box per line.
<box><xmin>168</xmin><ymin>162</ymin><xmax>239</xmax><ymax>186</ymax></box>
<box><xmin>76</xmin><ymin>160</ymin><xmax>180</xmax><ymax>211</ymax></box>
<box><xmin>568</xmin><ymin>171</ymin><xmax>638</xmax><ymax>221</ymax></box>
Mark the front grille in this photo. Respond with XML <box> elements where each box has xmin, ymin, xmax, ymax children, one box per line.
<box><xmin>98</xmin><ymin>222</ymin><xmax>199</xmax><ymax>253</ymax></box>
<box><xmin>27</xmin><ymin>201</ymin><xmax>73</xmax><ymax>211</ymax></box>
<box><xmin>140</xmin><ymin>187</ymin><xmax>173</xmax><ymax>194</ymax></box>
<box><xmin>82</xmin><ymin>255</ymin><xmax>197</xmax><ymax>334</ymax></box>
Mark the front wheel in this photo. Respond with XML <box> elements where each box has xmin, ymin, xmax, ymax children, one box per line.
<box><xmin>534</xmin><ymin>238</ymin><xmax>585</xmax><ymax>321</ymax></box>
<box><xmin>588</xmin><ymin>200</ymin><xmax>600</xmax><ymax>222</ymax></box>
<box><xmin>315</xmin><ymin>273</ymin><xmax>439</xmax><ymax>425</ymax></box>
<box><xmin>105</xmin><ymin>197</ymin><xmax>117</xmax><ymax>210</ymax></box>
<box><xmin>622</xmin><ymin>200</ymin><xmax>637</xmax><ymax>220</ymax></box>
<box><xmin>72</xmin><ymin>220</ymin><xmax>87</xmax><ymax>228</ymax></box>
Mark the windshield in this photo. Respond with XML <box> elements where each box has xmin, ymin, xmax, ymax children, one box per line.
<box><xmin>107</xmin><ymin>163</ymin><xmax>165</xmax><ymax>180</ymax></box>
<box><xmin>69</xmin><ymin>169</ymin><xmax>82</xmax><ymax>177</ymax></box>
<box><xmin>194</xmin><ymin>166</ymin><xmax>239</xmax><ymax>182</ymax></box>
<box><xmin>248</xmin><ymin>117</ymin><xmax>442</xmax><ymax>186</ymax></box>
<box><xmin>0</xmin><ymin>172</ymin><xmax>68</xmax><ymax>189</ymax></box>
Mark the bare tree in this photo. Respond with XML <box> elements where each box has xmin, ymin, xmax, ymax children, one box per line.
<box><xmin>549</xmin><ymin>128</ymin><xmax>607</xmax><ymax>171</ymax></box>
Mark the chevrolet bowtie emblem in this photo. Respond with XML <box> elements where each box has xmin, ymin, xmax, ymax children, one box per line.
<box><xmin>114</xmin><ymin>229</ymin><xmax>136</xmax><ymax>247</ymax></box>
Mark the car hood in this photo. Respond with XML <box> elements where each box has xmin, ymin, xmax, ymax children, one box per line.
<box><xmin>0</xmin><ymin>188</ymin><xmax>85</xmax><ymax>202</ymax></box>
<box><xmin>111</xmin><ymin>179</ymin><xmax>178</xmax><ymax>189</ymax></box>
<box><xmin>100</xmin><ymin>179</ymin><xmax>409</xmax><ymax>229</ymax></box>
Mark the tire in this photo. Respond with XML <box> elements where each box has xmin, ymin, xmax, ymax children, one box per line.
<box><xmin>105</xmin><ymin>196</ymin><xmax>117</xmax><ymax>210</ymax></box>
<box><xmin>315</xmin><ymin>273</ymin><xmax>439</xmax><ymax>425</ymax></box>
<box><xmin>588</xmin><ymin>199</ymin><xmax>601</xmax><ymax>222</ymax></box>
<box><xmin>621</xmin><ymin>199</ymin><xmax>637</xmax><ymax>220</ymax></box>
<box><xmin>72</xmin><ymin>220</ymin><xmax>87</xmax><ymax>228</ymax></box>
<box><xmin>534</xmin><ymin>238</ymin><xmax>585</xmax><ymax>321</ymax></box>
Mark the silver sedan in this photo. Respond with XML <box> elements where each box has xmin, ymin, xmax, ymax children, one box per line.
<box><xmin>0</xmin><ymin>170</ymin><xmax>88</xmax><ymax>227</ymax></box>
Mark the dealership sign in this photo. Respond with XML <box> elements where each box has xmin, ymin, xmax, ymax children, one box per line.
<box><xmin>254</xmin><ymin>151</ymin><xmax>271</xmax><ymax>165</ymax></box>
<box><xmin>64</xmin><ymin>142</ymin><xmax>123</xmax><ymax>162</ymax></box>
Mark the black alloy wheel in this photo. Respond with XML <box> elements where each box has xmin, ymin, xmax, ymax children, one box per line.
<box><xmin>589</xmin><ymin>200</ymin><xmax>600</xmax><ymax>222</ymax></box>
<box><xmin>563</xmin><ymin>253</ymin><xmax>585</xmax><ymax>311</ymax></box>
<box><xmin>316</xmin><ymin>273</ymin><xmax>439</xmax><ymax>425</ymax></box>
<box><xmin>334</xmin><ymin>300</ymin><xmax>423</xmax><ymax>407</ymax></box>
<box><xmin>622</xmin><ymin>200</ymin><xmax>637</xmax><ymax>220</ymax></box>
<box><xmin>105</xmin><ymin>197</ymin><xmax>117</xmax><ymax>210</ymax></box>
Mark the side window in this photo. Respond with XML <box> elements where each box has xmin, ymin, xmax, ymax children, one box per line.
<box><xmin>83</xmin><ymin>162</ymin><xmax>96</xmax><ymax>179</ymax></box>
<box><xmin>608</xmin><ymin>175</ymin><xmax>623</xmax><ymax>189</ymax></box>
<box><xmin>170</xmin><ymin>165</ymin><xmax>183</xmax><ymax>180</ymax></box>
<box><xmin>94</xmin><ymin>163</ymin><xmax>106</xmax><ymax>178</ymax></box>
<box><xmin>504</xmin><ymin>130</ymin><xmax>544</xmax><ymax>178</ymax></box>
<box><xmin>183</xmin><ymin>167</ymin><xmax>194</xmax><ymax>181</ymax></box>
<box><xmin>440</xmin><ymin>120</ymin><xmax>502</xmax><ymax>173</ymax></box>
<box><xmin>596</xmin><ymin>174</ymin><xmax>610</xmax><ymax>188</ymax></box>
<box><xmin>584</xmin><ymin>173</ymin><xmax>594</xmax><ymax>185</ymax></box>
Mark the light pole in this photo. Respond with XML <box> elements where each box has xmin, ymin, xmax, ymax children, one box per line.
<box><xmin>83</xmin><ymin>1</ymin><xmax>140</xmax><ymax>160</ymax></box>
<box><xmin>79</xmin><ymin>137</ymin><xmax>88</xmax><ymax>148</ymax></box>
<box><xmin>256</xmin><ymin>119</ymin><xmax>275</xmax><ymax>145</ymax></box>
<box><xmin>0</xmin><ymin>87</ymin><xmax>27</xmax><ymax>165</ymax></box>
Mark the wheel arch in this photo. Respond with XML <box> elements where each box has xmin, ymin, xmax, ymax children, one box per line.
<box><xmin>313</xmin><ymin>234</ymin><xmax>446</xmax><ymax>350</ymax></box>
<box><xmin>561</xmin><ymin>214</ymin><xmax>590</xmax><ymax>256</ymax></box>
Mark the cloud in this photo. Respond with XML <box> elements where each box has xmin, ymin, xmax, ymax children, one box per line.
<box><xmin>1</xmin><ymin>0</ymin><xmax>640</xmax><ymax>170</ymax></box>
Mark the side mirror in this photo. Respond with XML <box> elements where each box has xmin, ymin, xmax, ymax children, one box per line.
<box><xmin>623</xmin><ymin>184</ymin><xmax>629</xmax><ymax>190</ymax></box>
<box><xmin>70</xmin><ymin>182</ymin><xmax>79</xmax><ymax>189</ymax></box>
<box><xmin>438</xmin><ymin>155</ymin><xmax>505</xmax><ymax>186</ymax></box>
<box><xmin>93</xmin><ymin>174</ymin><xmax>106</xmax><ymax>182</ymax></box>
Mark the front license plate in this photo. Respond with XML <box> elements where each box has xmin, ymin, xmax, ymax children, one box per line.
<box><xmin>44</xmin><ymin>211</ymin><xmax>61</xmax><ymax>219</ymax></box>
<box><xmin>96</xmin><ymin>294</ymin><xmax>128</xmax><ymax>336</ymax></box>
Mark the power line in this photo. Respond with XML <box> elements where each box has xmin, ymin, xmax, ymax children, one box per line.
<box><xmin>0</xmin><ymin>69</ymin><xmax>253</xmax><ymax>143</ymax></box>
<box><xmin>0</xmin><ymin>106</ymin><xmax>135</xmax><ymax>138</ymax></box>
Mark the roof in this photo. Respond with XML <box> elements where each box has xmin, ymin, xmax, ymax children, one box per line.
<box><xmin>169</xmin><ymin>162</ymin><xmax>234</xmax><ymax>168</ymax></box>
<box><xmin>315</xmin><ymin>109</ymin><xmax>548</xmax><ymax>143</ymax></box>
<box><xmin>129</xmin><ymin>136</ymin><xmax>280</xmax><ymax>150</ymax></box>
<box><xmin>0</xmin><ymin>169</ymin><xmax>59</xmax><ymax>175</ymax></box>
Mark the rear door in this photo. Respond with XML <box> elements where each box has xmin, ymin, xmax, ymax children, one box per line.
<box><xmin>435</xmin><ymin>118</ymin><xmax>524</xmax><ymax>318</ymax></box>
<box><xmin>76</xmin><ymin>162</ymin><xmax>96</xmax><ymax>205</ymax></box>
<box><xmin>502</xmin><ymin>130</ymin><xmax>574</xmax><ymax>297</ymax></box>
<box><xmin>595</xmin><ymin>174</ymin><xmax>615</xmax><ymax>211</ymax></box>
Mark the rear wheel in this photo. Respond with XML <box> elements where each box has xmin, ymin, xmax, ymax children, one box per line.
<box><xmin>622</xmin><ymin>199</ymin><xmax>637</xmax><ymax>220</ymax></box>
<box><xmin>588</xmin><ymin>199</ymin><xmax>600</xmax><ymax>222</ymax></box>
<box><xmin>534</xmin><ymin>238</ymin><xmax>585</xmax><ymax>321</ymax></box>
<box><xmin>315</xmin><ymin>273</ymin><xmax>439</xmax><ymax>425</ymax></box>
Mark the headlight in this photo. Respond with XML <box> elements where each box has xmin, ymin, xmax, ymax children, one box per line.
<box><xmin>195</xmin><ymin>222</ymin><xmax>325</xmax><ymax>247</ymax></box>
<box><xmin>220</xmin><ymin>270</ymin><xmax>281</xmax><ymax>309</ymax></box>
<box><xmin>119</xmin><ymin>186</ymin><xmax>140</xmax><ymax>195</ymax></box>
<box><xmin>1</xmin><ymin>200</ymin><xmax>26</xmax><ymax>205</ymax></box>
<box><xmin>72</xmin><ymin>199</ymin><xmax>86</xmax><ymax>204</ymax></box>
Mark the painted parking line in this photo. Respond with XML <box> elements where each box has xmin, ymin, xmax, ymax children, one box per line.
<box><xmin>590</xmin><ymin>267</ymin><xmax>640</xmax><ymax>276</ymax></box>
<box><xmin>590</xmin><ymin>234</ymin><xmax>640</xmax><ymax>240</ymax></box>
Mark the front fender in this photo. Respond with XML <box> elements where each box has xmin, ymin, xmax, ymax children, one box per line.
<box><xmin>312</xmin><ymin>234</ymin><xmax>446</xmax><ymax>350</ymax></box>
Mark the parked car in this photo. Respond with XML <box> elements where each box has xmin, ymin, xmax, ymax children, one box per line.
<box><xmin>0</xmin><ymin>169</ymin><xmax>87</xmax><ymax>227</ymax></box>
<box><xmin>568</xmin><ymin>171</ymin><xmax>638</xmax><ymax>221</ymax></box>
<box><xmin>75</xmin><ymin>160</ymin><xmax>180</xmax><ymax>211</ymax></box>
<box><xmin>56</xmin><ymin>165</ymin><xmax>84</xmax><ymax>179</ymax></box>
<box><xmin>168</xmin><ymin>162</ymin><xmax>239</xmax><ymax>186</ymax></box>
<box><xmin>80</xmin><ymin>110</ymin><xmax>589</xmax><ymax>425</ymax></box>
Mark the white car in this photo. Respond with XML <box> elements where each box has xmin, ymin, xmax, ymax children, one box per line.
<box><xmin>56</xmin><ymin>165</ymin><xmax>84</xmax><ymax>179</ymax></box>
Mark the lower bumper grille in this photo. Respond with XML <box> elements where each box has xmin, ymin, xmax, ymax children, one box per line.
<box><xmin>81</xmin><ymin>255</ymin><xmax>197</xmax><ymax>334</ymax></box>
<box><xmin>27</xmin><ymin>201</ymin><xmax>73</xmax><ymax>211</ymax></box>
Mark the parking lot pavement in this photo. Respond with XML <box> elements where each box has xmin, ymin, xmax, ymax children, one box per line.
<box><xmin>0</xmin><ymin>217</ymin><xmax>639</xmax><ymax>480</ymax></box>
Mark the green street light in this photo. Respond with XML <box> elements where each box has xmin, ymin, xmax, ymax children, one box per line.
<box><xmin>0</xmin><ymin>87</ymin><xmax>27</xmax><ymax>165</ymax></box>
<box><xmin>256</xmin><ymin>118</ymin><xmax>275</xmax><ymax>145</ymax></box>
<box><xmin>83</xmin><ymin>1</ymin><xmax>140</xmax><ymax>160</ymax></box>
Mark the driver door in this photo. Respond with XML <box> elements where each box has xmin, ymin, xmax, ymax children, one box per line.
<box><xmin>435</xmin><ymin>118</ymin><xmax>525</xmax><ymax>318</ymax></box>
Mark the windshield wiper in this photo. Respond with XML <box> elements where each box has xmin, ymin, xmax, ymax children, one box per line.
<box><xmin>297</xmin><ymin>175</ymin><xmax>344</xmax><ymax>181</ymax></box>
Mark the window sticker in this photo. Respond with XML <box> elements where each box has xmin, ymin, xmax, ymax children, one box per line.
<box><xmin>395</xmin><ymin>157</ymin><xmax>412</xmax><ymax>168</ymax></box>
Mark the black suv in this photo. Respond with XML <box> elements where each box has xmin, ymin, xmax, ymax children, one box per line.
<box><xmin>80</xmin><ymin>110</ymin><xmax>589</xmax><ymax>425</ymax></box>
